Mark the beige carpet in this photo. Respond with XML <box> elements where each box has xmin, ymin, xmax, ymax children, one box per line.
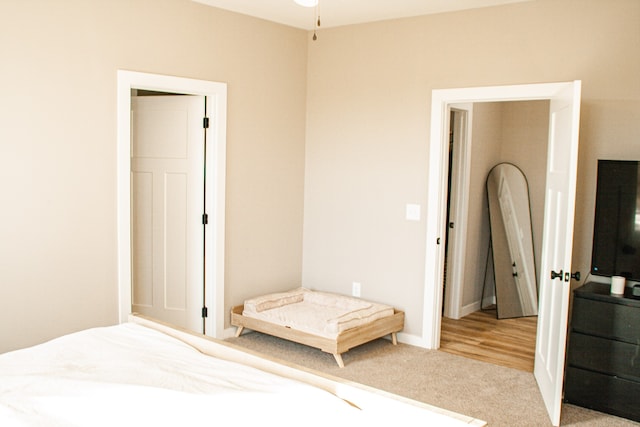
<box><xmin>226</xmin><ymin>331</ymin><xmax>639</xmax><ymax>427</ymax></box>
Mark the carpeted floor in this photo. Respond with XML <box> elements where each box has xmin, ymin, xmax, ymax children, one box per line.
<box><xmin>226</xmin><ymin>331</ymin><xmax>640</xmax><ymax>427</ymax></box>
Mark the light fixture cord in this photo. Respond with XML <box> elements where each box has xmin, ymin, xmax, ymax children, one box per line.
<box><xmin>313</xmin><ymin>2</ymin><xmax>320</xmax><ymax>40</ymax></box>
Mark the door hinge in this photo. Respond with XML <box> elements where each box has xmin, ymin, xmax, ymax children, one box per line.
<box><xmin>202</xmin><ymin>307</ymin><xmax>208</xmax><ymax>318</ymax></box>
<box><xmin>203</xmin><ymin>117</ymin><xmax>210</xmax><ymax>129</ymax></box>
<box><xmin>202</xmin><ymin>213</ymin><xmax>208</xmax><ymax>225</ymax></box>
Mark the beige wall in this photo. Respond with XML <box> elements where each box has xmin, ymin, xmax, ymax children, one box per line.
<box><xmin>0</xmin><ymin>0</ymin><xmax>307</xmax><ymax>353</ymax></box>
<box><xmin>2</xmin><ymin>0</ymin><xmax>639</xmax><ymax>352</ymax></box>
<box><xmin>303</xmin><ymin>0</ymin><xmax>640</xmax><ymax>337</ymax></box>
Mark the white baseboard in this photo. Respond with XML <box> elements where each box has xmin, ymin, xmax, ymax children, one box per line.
<box><xmin>396</xmin><ymin>332</ymin><xmax>426</xmax><ymax>348</ymax></box>
<box><xmin>460</xmin><ymin>301</ymin><xmax>481</xmax><ymax>317</ymax></box>
<box><xmin>460</xmin><ymin>296</ymin><xmax>495</xmax><ymax>318</ymax></box>
<box><xmin>222</xmin><ymin>326</ymin><xmax>241</xmax><ymax>339</ymax></box>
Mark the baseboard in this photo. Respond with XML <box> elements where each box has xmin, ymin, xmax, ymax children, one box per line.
<box><xmin>223</xmin><ymin>326</ymin><xmax>241</xmax><ymax>339</ymax></box>
<box><xmin>460</xmin><ymin>301</ymin><xmax>481</xmax><ymax>317</ymax></box>
<box><xmin>459</xmin><ymin>296</ymin><xmax>495</xmax><ymax>318</ymax></box>
<box><xmin>396</xmin><ymin>332</ymin><xmax>426</xmax><ymax>347</ymax></box>
<box><xmin>483</xmin><ymin>295</ymin><xmax>496</xmax><ymax>309</ymax></box>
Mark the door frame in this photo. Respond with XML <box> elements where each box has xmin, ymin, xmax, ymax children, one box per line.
<box><xmin>117</xmin><ymin>70</ymin><xmax>227</xmax><ymax>338</ymax></box>
<box><xmin>422</xmin><ymin>81</ymin><xmax>579</xmax><ymax>349</ymax></box>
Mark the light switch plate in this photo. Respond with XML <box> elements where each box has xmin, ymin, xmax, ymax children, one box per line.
<box><xmin>406</xmin><ymin>203</ymin><xmax>420</xmax><ymax>221</ymax></box>
<box><xmin>352</xmin><ymin>282</ymin><xmax>361</xmax><ymax>297</ymax></box>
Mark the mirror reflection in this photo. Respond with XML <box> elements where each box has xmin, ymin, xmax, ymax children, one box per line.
<box><xmin>486</xmin><ymin>163</ymin><xmax>538</xmax><ymax>318</ymax></box>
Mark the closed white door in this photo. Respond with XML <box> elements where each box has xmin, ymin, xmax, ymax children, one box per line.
<box><xmin>130</xmin><ymin>95</ymin><xmax>205</xmax><ymax>332</ymax></box>
<box><xmin>534</xmin><ymin>81</ymin><xmax>582</xmax><ymax>426</ymax></box>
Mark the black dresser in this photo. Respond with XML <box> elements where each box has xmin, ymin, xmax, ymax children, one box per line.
<box><xmin>564</xmin><ymin>282</ymin><xmax>640</xmax><ymax>422</ymax></box>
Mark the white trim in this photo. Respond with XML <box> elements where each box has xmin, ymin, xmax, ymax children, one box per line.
<box><xmin>422</xmin><ymin>81</ymin><xmax>580</xmax><ymax>349</ymax></box>
<box><xmin>117</xmin><ymin>70</ymin><xmax>227</xmax><ymax>338</ymax></box>
<box><xmin>460</xmin><ymin>301</ymin><xmax>482</xmax><ymax>318</ymax></box>
<box><xmin>396</xmin><ymin>332</ymin><xmax>426</xmax><ymax>348</ymax></box>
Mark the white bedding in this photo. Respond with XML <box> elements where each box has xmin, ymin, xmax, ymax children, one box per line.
<box><xmin>0</xmin><ymin>322</ymin><xmax>481</xmax><ymax>426</ymax></box>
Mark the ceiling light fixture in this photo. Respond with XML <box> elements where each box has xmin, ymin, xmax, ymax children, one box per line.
<box><xmin>294</xmin><ymin>0</ymin><xmax>320</xmax><ymax>40</ymax></box>
<box><xmin>294</xmin><ymin>0</ymin><xmax>318</xmax><ymax>7</ymax></box>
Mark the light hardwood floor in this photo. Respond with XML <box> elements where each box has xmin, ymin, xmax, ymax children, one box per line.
<box><xmin>439</xmin><ymin>308</ymin><xmax>537</xmax><ymax>372</ymax></box>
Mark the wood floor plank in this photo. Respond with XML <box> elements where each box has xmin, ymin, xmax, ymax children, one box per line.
<box><xmin>439</xmin><ymin>309</ymin><xmax>536</xmax><ymax>372</ymax></box>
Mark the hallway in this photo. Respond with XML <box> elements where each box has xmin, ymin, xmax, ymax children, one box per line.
<box><xmin>439</xmin><ymin>309</ymin><xmax>537</xmax><ymax>372</ymax></box>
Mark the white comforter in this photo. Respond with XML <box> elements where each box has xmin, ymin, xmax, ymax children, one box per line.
<box><xmin>0</xmin><ymin>323</ymin><xmax>479</xmax><ymax>426</ymax></box>
<box><xmin>0</xmin><ymin>323</ymin><xmax>365</xmax><ymax>426</ymax></box>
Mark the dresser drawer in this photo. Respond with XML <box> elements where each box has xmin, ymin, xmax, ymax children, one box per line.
<box><xmin>564</xmin><ymin>366</ymin><xmax>640</xmax><ymax>422</ymax></box>
<box><xmin>571</xmin><ymin>296</ymin><xmax>640</xmax><ymax>344</ymax></box>
<box><xmin>567</xmin><ymin>332</ymin><xmax>640</xmax><ymax>381</ymax></box>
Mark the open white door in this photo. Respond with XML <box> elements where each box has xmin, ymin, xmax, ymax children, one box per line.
<box><xmin>534</xmin><ymin>81</ymin><xmax>582</xmax><ymax>426</ymax></box>
<box><xmin>117</xmin><ymin>70</ymin><xmax>228</xmax><ymax>339</ymax></box>
<box><xmin>131</xmin><ymin>95</ymin><xmax>205</xmax><ymax>333</ymax></box>
<box><xmin>443</xmin><ymin>105</ymin><xmax>473</xmax><ymax>320</ymax></box>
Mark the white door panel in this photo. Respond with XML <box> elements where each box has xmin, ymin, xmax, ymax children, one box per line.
<box><xmin>534</xmin><ymin>81</ymin><xmax>582</xmax><ymax>426</ymax></box>
<box><xmin>131</xmin><ymin>95</ymin><xmax>205</xmax><ymax>332</ymax></box>
<box><xmin>131</xmin><ymin>171</ymin><xmax>153</xmax><ymax>307</ymax></box>
<box><xmin>443</xmin><ymin>106</ymin><xmax>473</xmax><ymax>320</ymax></box>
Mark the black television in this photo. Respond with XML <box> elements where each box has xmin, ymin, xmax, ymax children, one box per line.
<box><xmin>591</xmin><ymin>159</ymin><xmax>640</xmax><ymax>282</ymax></box>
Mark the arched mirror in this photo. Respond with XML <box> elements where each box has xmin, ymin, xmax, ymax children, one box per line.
<box><xmin>486</xmin><ymin>163</ymin><xmax>538</xmax><ymax>319</ymax></box>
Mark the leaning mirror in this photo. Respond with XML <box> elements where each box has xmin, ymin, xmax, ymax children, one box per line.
<box><xmin>486</xmin><ymin>163</ymin><xmax>538</xmax><ymax>319</ymax></box>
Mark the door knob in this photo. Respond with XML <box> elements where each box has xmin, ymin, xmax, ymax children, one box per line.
<box><xmin>563</xmin><ymin>271</ymin><xmax>581</xmax><ymax>282</ymax></box>
<box><xmin>550</xmin><ymin>270</ymin><xmax>563</xmax><ymax>280</ymax></box>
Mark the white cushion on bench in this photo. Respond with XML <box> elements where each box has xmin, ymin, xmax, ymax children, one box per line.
<box><xmin>243</xmin><ymin>288</ymin><xmax>395</xmax><ymax>339</ymax></box>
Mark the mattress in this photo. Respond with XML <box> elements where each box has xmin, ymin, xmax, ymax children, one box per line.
<box><xmin>242</xmin><ymin>287</ymin><xmax>395</xmax><ymax>339</ymax></box>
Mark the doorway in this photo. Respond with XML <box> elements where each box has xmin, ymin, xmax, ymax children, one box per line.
<box><xmin>441</xmin><ymin>101</ymin><xmax>548</xmax><ymax>370</ymax></box>
<box><xmin>442</xmin><ymin>101</ymin><xmax>550</xmax><ymax>320</ymax></box>
<box><xmin>117</xmin><ymin>70</ymin><xmax>228</xmax><ymax>338</ymax></box>
<box><xmin>422</xmin><ymin>81</ymin><xmax>582</xmax><ymax>426</ymax></box>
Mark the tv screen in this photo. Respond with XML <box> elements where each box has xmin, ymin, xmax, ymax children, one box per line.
<box><xmin>591</xmin><ymin>160</ymin><xmax>640</xmax><ymax>281</ymax></box>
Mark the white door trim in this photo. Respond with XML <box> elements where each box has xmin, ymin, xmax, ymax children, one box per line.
<box><xmin>117</xmin><ymin>70</ymin><xmax>227</xmax><ymax>338</ymax></box>
<box><xmin>422</xmin><ymin>81</ymin><xmax>579</xmax><ymax>349</ymax></box>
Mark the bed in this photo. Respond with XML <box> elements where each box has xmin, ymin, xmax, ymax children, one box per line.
<box><xmin>0</xmin><ymin>314</ymin><xmax>486</xmax><ymax>426</ymax></box>
<box><xmin>231</xmin><ymin>287</ymin><xmax>405</xmax><ymax>367</ymax></box>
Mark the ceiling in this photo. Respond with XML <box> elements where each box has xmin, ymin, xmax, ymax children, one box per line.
<box><xmin>193</xmin><ymin>0</ymin><xmax>534</xmax><ymax>30</ymax></box>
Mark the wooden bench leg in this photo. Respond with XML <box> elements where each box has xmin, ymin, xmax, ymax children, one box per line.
<box><xmin>391</xmin><ymin>332</ymin><xmax>398</xmax><ymax>345</ymax></box>
<box><xmin>234</xmin><ymin>326</ymin><xmax>244</xmax><ymax>337</ymax></box>
<box><xmin>333</xmin><ymin>353</ymin><xmax>345</xmax><ymax>368</ymax></box>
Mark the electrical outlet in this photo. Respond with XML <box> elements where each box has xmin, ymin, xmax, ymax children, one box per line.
<box><xmin>352</xmin><ymin>282</ymin><xmax>361</xmax><ymax>297</ymax></box>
